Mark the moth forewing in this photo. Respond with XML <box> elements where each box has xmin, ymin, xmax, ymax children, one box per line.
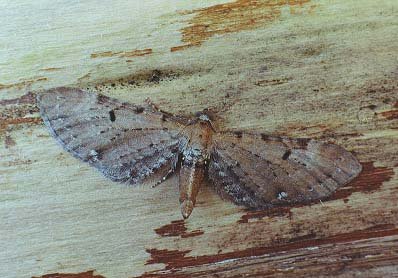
<box><xmin>37</xmin><ymin>87</ymin><xmax>188</xmax><ymax>185</ymax></box>
<box><xmin>208</xmin><ymin>132</ymin><xmax>362</xmax><ymax>208</ymax></box>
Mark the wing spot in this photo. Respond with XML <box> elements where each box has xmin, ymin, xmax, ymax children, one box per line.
<box><xmin>134</xmin><ymin>106</ymin><xmax>145</xmax><ymax>114</ymax></box>
<box><xmin>260</xmin><ymin>133</ymin><xmax>269</xmax><ymax>141</ymax></box>
<box><xmin>109</xmin><ymin>110</ymin><xmax>116</xmax><ymax>122</ymax></box>
<box><xmin>233</xmin><ymin>131</ymin><xmax>243</xmax><ymax>138</ymax></box>
<box><xmin>293</xmin><ymin>157</ymin><xmax>307</xmax><ymax>167</ymax></box>
<box><xmin>296</xmin><ymin>138</ymin><xmax>310</xmax><ymax>149</ymax></box>
<box><xmin>89</xmin><ymin>149</ymin><xmax>102</xmax><ymax>160</ymax></box>
<box><xmin>277</xmin><ymin>191</ymin><xmax>288</xmax><ymax>200</ymax></box>
<box><xmin>282</xmin><ymin>150</ymin><xmax>291</xmax><ymax>160</ymax></box>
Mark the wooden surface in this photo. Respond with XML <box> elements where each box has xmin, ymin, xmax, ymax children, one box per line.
<box><xmin>1</xmin><ymin>0</ymin><xmax>397</xmax><ymax>277</ymax></box>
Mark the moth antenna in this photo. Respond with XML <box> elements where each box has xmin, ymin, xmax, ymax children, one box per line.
<box><xmin>175</xmin><ymin>122</ymin><xmax>195</xmax><ymax>144</ymax></box>
<box><xmin>145</xmin><ymin>97</ymin><xmax>158</xmax><ymax>111</ymax></box>
<box><xmin>208</xmin><ymin>120</ymin><xmax>217</xmax><ymax>133</ymax></box>
<box><xmin>206</xmin><ymin>100</ymin><xmax>234</xmax><ymax>115</ymax></box>
<box><xmin>145</xmin><ymin>97</ymin><xmax>177</xmax><ymax>119</ymax></box>
<box><xmin>200</xmin><ymin>108</ymin><xmax>219</xmax><ymax>132</ymax></box>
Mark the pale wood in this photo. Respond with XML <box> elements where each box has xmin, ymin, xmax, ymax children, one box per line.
<box><xmin>1</xmin><ymin>0</ymin><xmax>397</xmax><ymax>277</ymax></box>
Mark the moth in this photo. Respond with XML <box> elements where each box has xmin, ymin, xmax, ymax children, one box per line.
<box><xmin>37</xmin><ymin>87</ymin><xmax>362</xmax><ymax>219</ymax></box>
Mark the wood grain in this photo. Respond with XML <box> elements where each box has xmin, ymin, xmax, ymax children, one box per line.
<box><xmin>1</xmin><ymin>0</ymin><xmax>397</xmax><ymax>277</ymax></box>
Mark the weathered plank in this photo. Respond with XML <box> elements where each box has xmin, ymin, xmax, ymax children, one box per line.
<box><xmin>1</xmin><ymin>0</ymin><xmax>397</xmax><ymax>277</ymax></box>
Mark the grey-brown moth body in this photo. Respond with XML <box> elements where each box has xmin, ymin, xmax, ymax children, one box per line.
<box><xmin>37</xmin><ymin>88</ymin><xmax>362</xmax><ymax>219</ymax></box>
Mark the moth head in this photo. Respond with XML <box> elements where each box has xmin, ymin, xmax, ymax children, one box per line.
<box><xmin>194</xmin><ymin>108</ymin><xmax>216</xmax><ymax>121</ymax></box>
<box><xmin>194</xmin><ymin>109</ymin><xmax>218</xmax><ymax>131</ymax></box>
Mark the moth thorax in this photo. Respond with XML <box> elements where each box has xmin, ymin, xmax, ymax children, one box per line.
<box><xmin>198</xmin><ymin>114</ymin><xmax>210</xmax><ymax>122</ymax></box>
<box><xmin>182</xmin><ymin>148</ymin><xmax>205</xmax><ymax>165</ymax></box>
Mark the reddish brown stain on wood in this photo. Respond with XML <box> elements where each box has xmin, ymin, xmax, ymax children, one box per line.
<box><xmin>331</xmin><ymin>162</ymin><xmax>394</xmax><ymax>200</ymax></box>
<box><xmin>90</xmin><ymin>48</ymin><xmax>152</xmax><ymax>59</ymax></box>
<box><xmin>255</xmin><ymin>78</ymin><xmax>292</xmax><ymax>86</ymax></box>
<box><xmin>32</xmin><ymin>270</ymin><xmax>105</xmax><ymax>278</ymax></box>
<box><xmin>0</xmin><ymin>91</ymin><xmax>40</xmax><ymax>132</ymax></box>
<box><xmin>155</xmin><ymin>220</ymin><xmax>204</xmax><ymax>238</ymax></box>
<box><xmin>0</xmin><ymin>92</ymin><xmax>37</xmax><ymax>106</ymax></box>
<box><xmin>0</xmin><ymin>77</ymin><xmax>48</xmax><ymax>91</ymax></box>
<box><xmin>171</xmin><ymin>0</ymin><xmax>313</xmax><ymax>51</ymax></box>
<box><xmin>137</xmin><ymin>272</ymin><xmax>187</xmax><ymax>278</ymax></box>
<box><xmin>155</xmin><ymin>220</ymin><xmax>187</xmax><ymax>237</ymax></box>
<box><xmin>182</xmin><ymin>230</ymin><xmax>205</xmax><ymax>238</ymax></box>
<box><xmin>238</xmin><ymin>207</ymin><xmax>293</xmax><ymax>223</ymax></box>
<box><xmin>0</xmin><ymin>117</ymin><xmax>42</xmax><ymax>131</ymax></box>
<box><xmin>144</xmin><ymin>224</ymin><xmax>398</xmax><ymax>272</ymax></box>
<box><xmin>145</xmin><ymin>249</ymin><xmax>192</xmax><ymax>267</ymax></box>
<box><xmin>170</xmin><ymin>45</ymin><xmax>192</xmax><ymax>52</ymax></box>
<box><xmin>40</xmin><ymin>67</ymin><xmax>63</xmax><ymax>72</ymax></box>
<box><xmin>379</xmin><ymin>105</ymin><xmax>398</xmax><ymax>120</ymax></box>
<box><xmin>0</xmin><ymin>92</ymin><xmax>40</xmax><ymax>133</ymax></box>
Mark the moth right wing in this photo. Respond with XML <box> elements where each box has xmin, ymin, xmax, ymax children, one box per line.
<box><xmin>208</xmin><ymin>132</ymin><xmax>362</xmax><ymax>208</ymax></box>
<box><xmin>37</xmin><ymin>87</ymin><xmax>189</xmax><ymax>185</ymax></box>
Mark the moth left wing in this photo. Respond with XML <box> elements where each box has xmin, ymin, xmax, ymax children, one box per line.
<box><xmin>37</xmin><ymin>87</ymin><xmax>189</xmax><ymax>184</ymax></box>
<box><xmin>208</xmin><ymin>132</ymin><xmax>362</xmax><ymax>208</ymax></box>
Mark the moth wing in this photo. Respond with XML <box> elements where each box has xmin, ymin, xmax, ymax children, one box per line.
<box><xmin>209</xmin><ymin>132</ymin><xmax>362</xmax><ymax>208</ymax></box>
<box><xmin>37</xmin><ymin>87</ymin><xmax>189</xmax><ymax>184</ymax></box>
